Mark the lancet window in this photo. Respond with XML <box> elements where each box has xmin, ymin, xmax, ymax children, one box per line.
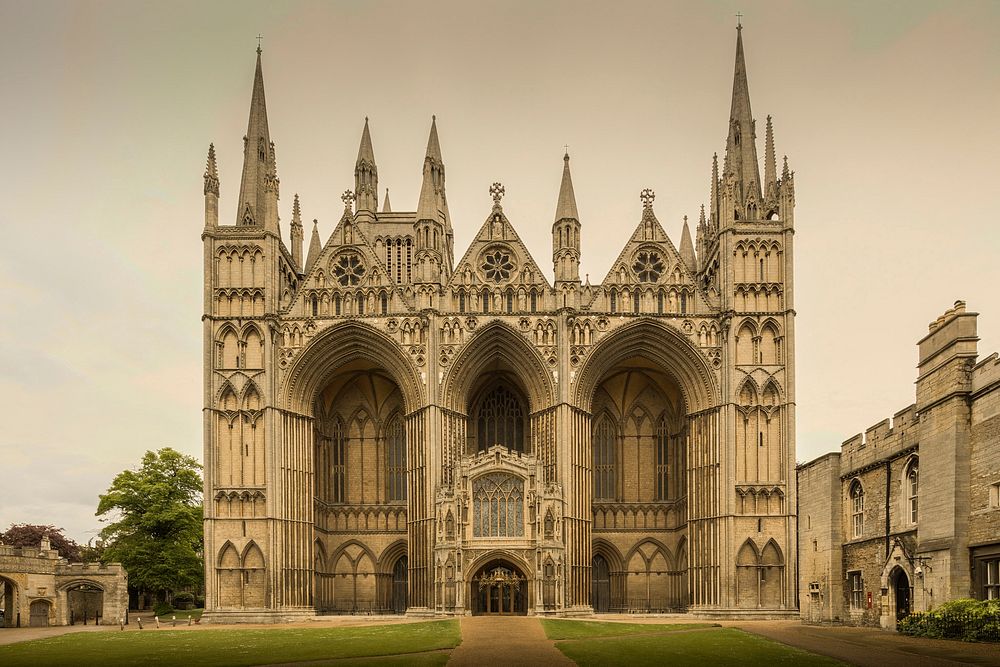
<box><xmin>329</xmin><ymin>418</ymin><xmax>346</xmax><ymax>503</ymax></box>
<box><xmin>386</xmin><ymin>415</ymin><xmax>406</xmax><ymax>502</ymax></box>
<box><xmin>655</xmin><ymin>416</ymin><xmax>670</xmax><ymax>500</ymax></box>
<box><xmin>593</xmin><ymin>414</ymin><xmax>617</xmax><ymax>501</ymax></box>
<box><xmin>472</xmin><ymin>473</ymin><xmax>524</xmax><ymax>537</ymax></box>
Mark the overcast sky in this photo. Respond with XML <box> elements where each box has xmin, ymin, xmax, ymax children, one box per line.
<box><xmin>1</xmin><ymin>0</ymin><xmax>997</xmax><ymax>544</ymax></box>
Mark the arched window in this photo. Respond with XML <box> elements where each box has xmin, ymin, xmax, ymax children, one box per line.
<box><xmin>633</xmin><ymin>290</ymin><xmax>641</xmax><ymax>314</ymax></box>
<box><xmin>386</xmin><ymin>415</ymin><xmax>406</xmax><ymax>502</ymax></box>
<box><xmin>380</xmin><ymin>292</ymin><xmax>388</xmax><ymax>315</ymax></box>
<box><xmin>850</xmin><ymin>481</ymin><xmax>864</xmax><ymax>538</ymax></box>
<box><xmin>459</xmin><ymin>290</ymin><xmax>466</xmax><ymax>314</ymax></box>
<box><xmin>472</xmin><ymin>473</ymin><xmax>524</xmax><ymax>537</ymax></box>
<box><xmin>356</xmin><ymin>292</ymin><xmax>365</xmax><ymax>315</ymax></box>
<box><xmin>655</xmin><ymin>415</ymin><xmax>670</xmax><ymax>500</ymax></box>
<box><xmin>609</xmin><ymin>290</ymin><xmax>617</xmax><ymax>314</ymax></box>
<box><xmin>680</xmin><ymin>291</ymin><xmax>687</xmax><ymax>313</ymax></box>
<box><xmin>482</xmin><ymin>288</ymin><xmax>490</xmax><ymax>314</ymax></box>
<box><xmin>530</xmin><ymin>290</ymin><xmax>537</xmax><ymax>313</ymax></box>
<box><xmin>593</xmin><ymin>414</ymin><xmax>617</xmax><ymax>501</ymax></box>
<box><xmin>657</xmin><ymin>290</ymin><xmax>664</xmax><ymax>314</ymax></box>
<box><xmin>906</xmin><ymin>460</ymin><xmax>918</xmax><ymax>524</ymax></box>
<box><xmin>311</xmin><ymin>294</ymin><xmax>318</xmax><ymax>317</ymax></box>
<box><xmin>506</xmin><ymin>289</ymin><xmax>514</xmax><ymax>314</ymax></box>
<box><xmin>329</xmin><ymin>418</ymin><xmax>345</xmax><ymax>503</ymax></box>
<box><xmin>334</xmin><ymin>294</ymin><xmax>342</xmax><ymax>316</ymax></box>
<box><xmin>475</xmin><ymin>385</ymin><xmax>525</xmax><ymax>453</ymax></box>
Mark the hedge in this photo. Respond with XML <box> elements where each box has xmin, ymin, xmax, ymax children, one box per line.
<box><xmin>897</xmin><ymin>598</ymin><xmax>1000</xmax><ymax>642</ymax></box>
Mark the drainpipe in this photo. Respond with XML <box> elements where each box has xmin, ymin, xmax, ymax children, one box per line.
<box><xmin>885</xmin><ymin>460</ymin><xmax>891</xmax><ymax>560</ymax></box>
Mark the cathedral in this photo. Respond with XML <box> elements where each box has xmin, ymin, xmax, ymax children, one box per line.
<box><xmin>201</xmin><ymin>26</ymin><xmax>797</xmax><ymax>622</ymax></box>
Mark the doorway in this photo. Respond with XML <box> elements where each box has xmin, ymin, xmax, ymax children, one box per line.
<box><xmin>592</xmin><ymin>555</ymin><xmax>611</xmax><ymax>613</ymax></box>
<box><xmin>894</xmin><ymin>570</ymin><xmax>911</xmax><ymax>621</ymax></box>
<box><xmin>29</xmin><ymin>600</ymin><xmax>50</xmax><ymax>627</ymax></box>
<box><xmin>472</xmin><ymin>560</ymin><xmax>527</xmax><ymax>615</ymax></box>
<box><xmin>391</xmin><ymin>556</ymin><xmax>408</xmax><ymax>614</ymax></box>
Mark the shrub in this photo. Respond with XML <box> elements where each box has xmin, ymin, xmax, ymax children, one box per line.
<box><xmin>173</xmin><ymin>592</ymin><xmax>196</xmax><ymax>610</ymax></box>
<box><xmin>153</xmin><ymin>602</ymin><xmax>174</xmax><ymax>617</ymax></box>
<box><xmin>897</xmin><ymin>598</ymin><xmax>1000</xmax><ymax>643</ymax></box>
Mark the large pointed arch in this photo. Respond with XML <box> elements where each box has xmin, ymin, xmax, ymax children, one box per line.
<box><xmin>441</xmin><ymin>320</ymin><xmax>555</xmax><ymax>413</ymax></box>
<box><xmin>281</xmin><ymin>320</ymin><xmax>423</xmax><ymax>415</ymax></box>
<box><xmin>574</xmin><ymin>318</ymin><xmax>717</xmax><ymax>413</ymax></box>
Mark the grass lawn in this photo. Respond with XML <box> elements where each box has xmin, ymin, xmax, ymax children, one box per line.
<box><xmin>0</xmin><ymin>620</ymin><xmax>460</xmax><ymax>667</ymax></box>
<box><xmin>543</xmin><ymin>620</ymin><xmax>846</xmax><ymax>667</ymax></box>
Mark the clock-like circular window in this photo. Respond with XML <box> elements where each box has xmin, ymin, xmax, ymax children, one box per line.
<box><xmin>333</xmin><ymin>253</ymin><xmax>366</xmax><ymax>286</ymax></box>
<box><xmin>482</xmin><ymin>249</ymin><xmax>515</xmax><ymax>283</ymax></box>
<box><xmin>632</xmin><ymin>250</ymin><xmax>664</xmax><ymax>283</ymax></box>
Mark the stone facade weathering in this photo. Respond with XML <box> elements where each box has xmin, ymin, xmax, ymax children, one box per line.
<box><xmin>202</xmin><ymin>27</ymin><xmax>798</xmax><ymax>622</ymax></box>
<box><xmin>798</xmin><ymin>301</ymin><xmax>1000</xmax><ymax>628</ymax></box>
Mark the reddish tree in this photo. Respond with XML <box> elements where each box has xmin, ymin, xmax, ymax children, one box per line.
<box><xmin>1</xmin><ymin>524</ymin><xmax>82</xmax><ymax>561</ymax></box>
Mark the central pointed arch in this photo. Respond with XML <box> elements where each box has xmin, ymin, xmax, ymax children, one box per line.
<box><xmin>441</xmin><ymin>320</ymin><xmax>554</xmax><ymax>414</ymax></box>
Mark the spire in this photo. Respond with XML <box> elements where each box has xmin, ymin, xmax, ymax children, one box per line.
<box><xmin>354</xmin><ymin>117</ymin><xmax>378</xmax><ymax>215</ymax></box>
<box><xmin>305</xmin><ymin>219</ymin><xmax>321</xmax><ymax>273</ymax></box>
<box><xmin>415</xmin><ymin>159</ymin><xmax>438</xmax><ymax>222</ymax></box>
<box><xmin>382</xmin><ymin>188</ymin><xmax>392</xmax><ymax>213</ymax></box>
<box><xmin>425</xmin><ymin>115</ymin><xmax>442</xmax><ymax>162</ymax></box>
<box><xmin>416</xmin><ymin>117</ymin><xmax>444</xmax><ymax>224</ymax></box>
<box><xmin>680</xmin><ymin>216</ymin><xmax>697</xmax><ymax>272</ymax></box>
<box><xmin>235</xmin><ymin>47</ymin><xmax>276</xmax><ymax>228</ymax></box>
<box><xmin>204</xmin><ymin>143</ymin><xmax>219</xmax><ymax>196</ymax></box>
<box><xmin>290</xmin><ymin>193</ymin><xmax>303</xmax><ymax>270</ymax></box>
<box><xmin>724</xmin><ymin>25</ymin><xmax>763</xmax><ymax>208</ymax></box>
<box><xmin>764</xmin><ymin>115</ymin><xmax>777</xmax><ymax>195</ymax></box>
<box><xmin>710</xmin><ymin>152</ymin><xmax>719</xmax><ymax>230</ymax></box>
<box><xmin>554</xmin><ymin>151</ymin><xmax>579</xmax><ymax>222</ymax></box>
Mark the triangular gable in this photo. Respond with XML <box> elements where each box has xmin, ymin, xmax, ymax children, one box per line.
<box><xmin>447</xmin><ymin>204</ymin><xmax>552</xmax><ymax>291</ymax></box>
<box><xmin>587</xmin><ymin>207</ymin><xmax>707</xmax><ymax>310</ymax></box>
<box><xmin>286</xmin><ymin>210</ymin><xmax>415</xmax><ymax>316</ymax></box>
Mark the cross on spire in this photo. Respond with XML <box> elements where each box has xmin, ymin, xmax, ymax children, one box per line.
<box><xmin>490</xmin><ymin>182</ymin><xmax>505</xmax><ymax>204</ymax></box>
<box><xmin>735</xmin><ymin>12</ymin><xmax>742</xmax><ymax>28</ymax></box>
<box><xmin>640</xmin><ymin>188</ymin><xmax>655</xmax><ymax>209</ymax></box>
<box><xmin>341</xmin><ymin>189</ymin><xmax>355</xmax><ymax>208</ymax></box>
<box><xmin>256</xmin><ymin>34</ymin><xmax>263</xmax><ymax>54</ymax></box>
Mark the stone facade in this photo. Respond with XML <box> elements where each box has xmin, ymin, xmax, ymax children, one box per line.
<box><xmin>798</xmin><ymin>301</ymin><xmax>1000</xmax><ymax>628</ymax></box>
<box><xmin>202</xmin><ymin>27</ymin><xmax>799</xmax><ymax>622</ymax></box>
<box><xmin>0</xmin><ymin>539</ymin><xmax>128</xmax><ymax>627</ymax></box>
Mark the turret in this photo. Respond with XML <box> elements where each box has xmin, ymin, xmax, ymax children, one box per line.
<box><xmin>413</xmin><ymin>117</ymin><xmax>449</xmax><ymax>284</ymax></box>
<box><xmin>354</xmin><ymin>117</ymin><xmax>378</xmax><ymax>220</ymax></box>
<box><xmin>290</xmin><ymin>193</ymin><xmax>303</xmax><ymax>271</ymax></box>
<box><xmin>235</xmin><ymin>47</ymin><xmax>278</xmax><ymax>232</ymax></box>
<box><xmin>722</xmin><ymin>24</ymin><xmax>762</xmax><ymax>224</ymax></box>
<box><xmin>679</xmin><ymin>216</ymin><xmax>697</xmax><ymax>273</ymax></box>
<box><xmin>552</xmin><ymin>151</ymin><xmax>581</xmax><ymax>285</ymax></box>
<box><xmin>764</xmin><ymin>115</ymin><xmax>777</xmax><ymax>204</ymax></box>
<box><xmin>305</xmin><ymin>219</ymin><xmax>321</xmax><ymax>273</ymax></box>
<box><xmin>204</xmin><ymin>143</ymin><xmax>219</xmax><ymax>228</ymax></box>
<box><xmin>382</xmin><ymin>188</ymin><xmax>392</xmax><ymax>213</ymax></box>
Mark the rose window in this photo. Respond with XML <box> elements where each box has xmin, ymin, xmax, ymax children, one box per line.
<box><xmin>632</xmin><ymin>250</ymin><xmax>665</xmax><ymax>283</ymax></box>
<box><xmin>482</xmin><ymin>250</ymin><xmax>514</xmax><ymax>283</ymax></box>
<box><xmin>334</xmin><ymin>254</ymin><xmax>365</xmax><ymax>286</ymax></box>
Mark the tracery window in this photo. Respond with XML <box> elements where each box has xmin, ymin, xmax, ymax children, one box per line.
<box><xmin>907</xmin><ymin>461</ymin><xmax>918</xmax><ymax>524</ymax></box>
<box><xmin>334</xmin><ymin>254</ymin><xmax>365</xmax><ymax>286</ymax></box>
<box><xmin>482</xmin><ymin>249</ymin><xmax>514</xmax><ymax>282</ymax></box>
<box><xmin>482</xmin><ymin>288</ymin><xmax>490</xmax><ymax>314</ymax></box>
<box><xmin>386</xmin><ymin>415</ymin><xmax>406</xmax><ymax>502</ymax></box>
<box><xmin>472</xmin><ymin>473</ymin><xmax>524</xmax><ymax>537</ymax></box>
<box><xmin>476</xmin><ymin>385</ymin><xmax>525</xmax><ymax>453</ymax></box>
<box><xmin>655</xmin><ymin>416</ymin><xmax>670</xmax><ymax>500</ymax></box>
<box><xmin>632</xmin><ymin>250</ymin><xmax>664</xmax><ymax>282</ymax></box>
<box><xmin>850</xmin><ymin>481</ymin><xmax>864</xmax><ymax>538</ymax></box>
<box><xmin>609</xmin><ymin>290</ymin><xmax>617</xmax><ymax>314</ymax></box>
<box><xmin>330</xmin><ymin>418</ymin><xmax>346</xmax><ymax>503</ymax></box>
<box><xmin>593</xmin><ymin>415</ymin><xmax>616</xmax><ymax>501</ymax></box>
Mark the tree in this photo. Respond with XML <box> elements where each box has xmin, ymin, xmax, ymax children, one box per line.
<box><xmin>97</xmin><ymin>448</ymin><xmax>204</xmax><ymax>602</ymax></box>
<box><xmin>0</xmin><ymin>524</ymin><xmax>82</xmax><ymax>561</ymax></box>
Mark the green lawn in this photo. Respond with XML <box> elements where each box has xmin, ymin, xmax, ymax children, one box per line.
<box><xmin>0</xmin><ymin>620</ymin><xmax>460</xmax><ymax>667</ymax></box>
<box><xmin>543</xmin><ymin>620</ymin><xmax>846</xmax><ymax>667</ymax></box>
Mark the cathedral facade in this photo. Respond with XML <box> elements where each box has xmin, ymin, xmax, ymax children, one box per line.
<box><xmin>201</xmin><ymin>27</ymin><xmax>798</xmax><ymax>622</ymax></box>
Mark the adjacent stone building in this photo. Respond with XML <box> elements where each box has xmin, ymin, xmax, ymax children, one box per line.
<box><xmin>0</xmin><ymin>538</ymin><xmax>128</xmax><ymax>627</ymax></box>
<box><xmin>798</xmin><ymin>302</ymin><xmax>1000</xmax><ymax>628</ymax></box>
<box><xmin>202</xmin><ymin>26</ymin><xmax>799</xmax><ymax>622</ymax></box>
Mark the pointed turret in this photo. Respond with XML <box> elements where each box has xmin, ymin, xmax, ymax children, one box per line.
<box><xmin>413</xmin><ymin>117</ymin><xmax>450</xmax><ymax>284</ymax></box>
<box><xmin>710</xmin><ymin>153</ymin><xmax>720</xmax><ymax>231</ymax></box>
<box><xmin>235</xmin><ymin>47</ymin><xmax>277</xmax><ymax>229</ymax></box>
<box><xmin>552</xmin><ymin>151</ymin><xmax>581</xmax><ymax>285</ymax></box>
<box><xmin>764</xmin><ymin>115</ymin><xmax>777</xmax><ymax>199</ymax></box>
<box><xmin>723</xmin><ymin>25</ymin><xmax>763</xmax><ymax>214</ymax></box>
<box><xmin>290</xmin><ymin>194</ymin><xmax>303</xmax><ymax>271</ymax></box>
<box><xmin>354</xmin><ymin>117</ymin><xmax>378</xmax><ymax>218</ymax></box>
<box><xmin>382</xmin><ymin>189</ymin><xmax>392</xmax><ymax>213</ymax></box>
<box><xmin>680</xmin><ymin>216</ymin><xmax>697</xmax><ymax>272</ymax></box>
<box><xmin>305</xmin><ymin>219</ymin><xmax>321</xmax><ymax>273</ymax></box>
<box><xmin>204</xmin><ymin>143</ymin><xmax>220</xmax><ymax>228</ymax></box>
<box><xmin>696</xmin><ymin>205</ymin><xmax>707</xmax><ymax>269</ymax></box>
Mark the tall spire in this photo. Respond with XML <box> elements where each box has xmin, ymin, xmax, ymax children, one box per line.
<box><xmin>680</xmin><ymin>216</ymin><xmax>697</xmax><ymax>272</ymax></box>
<box><xmin>764</xmin><ymin>115</ymin><xmax>777</xmax><ymax>198</ymax></box>
<box><xmin>425</xmin><ymin>115</ymin><xmax>443</xmax><ymax>162</ymax></box>
<box><xmin>354</xmin><ymin>117</ymin><xmax>378</xmax><ymax>216</ymax></box>
<box><xmin>724</xmin><ymin>25</ymin><xmax>763</xmax><ymax>209</ymax></box>
<box><xmin>382</xmin><ymin>188</ymin><xmax>392</xmax><ymax>213</ymax></box>
<box><xmin>204</xmin><ymin>143</ymin><xmax>219</xmax><ymax>228</ymax></box>
<box><xmin>305</xmin><ymin>219</ymin><xmax>321</xmax><ymax>273</ymax></box>
<box><xmin>290</xmin><ymin>193</ymin><xmax>303</xmax><ymax>270</ymax></box>
<box><xmin>235</xmin><ymin>47</ymin><xmax>276</xmax><ymax>228</ymax></box>
<box><xmin>554</xmin><ymin>151</ymin><xmax>579</xmax><ymax>222</ymax></box>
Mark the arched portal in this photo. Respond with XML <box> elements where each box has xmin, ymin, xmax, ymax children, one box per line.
<box><xmin>29</xmin><ymin>599</ymin><xmax>50</xmax><ymax>627</ymax></box>
<box><xmin>391</xmin><ymin>556</ymin><xmax>408</xmax><ymax>614</ymax></box>
<box><xmin>592</xmin><ymin>555</ymin><xmax>611</xmax><ymax>613</ymax></box>
<box><xmin>891</xmin><ymin>567</ymin><xmax>911</xmax><ymax>622</ymax></box>
<box><xmin>471</xmin><ymin>558</ymin><xmax>529</xmax><ymax>616</ymax></box>
<box><xmin>65</xmin><ymin>582</ymin><xmax>104</xmax><ymax>625</ymax></box>
<box><xmin>0</xmin><ymin>576</ymin><xmax>17</xmax><ymax>628</ymax></box>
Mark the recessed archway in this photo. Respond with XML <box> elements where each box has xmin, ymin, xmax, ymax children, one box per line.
<box><xmin>470</xmin><ymin>557</ymin><xmax>529</xmax><ymax>616</ymax></box>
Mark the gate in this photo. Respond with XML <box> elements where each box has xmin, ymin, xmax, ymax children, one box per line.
<box><xmin>29</xmin><ymin>600</ymin><xmax>50</xmax><ymax>627</ymax></box>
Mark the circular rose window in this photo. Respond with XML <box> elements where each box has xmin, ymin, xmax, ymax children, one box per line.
<box><xmin>632</xmin><ymin>250</ymin><xmax>664</xmax><ymax>283</ymax></box>
<box><xmin>482</xmin><ymin>249</ymin><xmax>515</xmax><ymax>283</ymax></box>
<box><xmin>333</xmin><ymin>254</ymin><xmax>365</xmax><ymax>286</ymax></box>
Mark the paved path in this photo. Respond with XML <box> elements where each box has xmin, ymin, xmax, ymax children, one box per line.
<box><xmin>446</xmin><ymin>616</ymin><xmax>574</xmax><ymax>667</ymax></box>
<box><xmin>728</xmin><ymin>620</ymin><xmax>1000</xmax><ymax>667</ymax></box>
<box><xmin>0</xmin><ymin>624</ymin><xmax>108</xmax><ymax>646</ymax></box>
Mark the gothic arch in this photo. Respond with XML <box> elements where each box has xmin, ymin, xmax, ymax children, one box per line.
<box><xmin>624</xmin><ymin>537</ymin><xmax>675</xmax><ymax>570</ymax></box>
<box><xmin>329</xmin><ymin>539</ymin><xmax>379</xmax><ymax>570</ymax></box>
<box><xmin>465</xmin><ymin>549</ymin><xmax>532</xmax><ymax>583</ymax></box>
<box><xmin>281</xmin><ymin>320</ymin><xmax>423</xmax><ymax>416</ymax></box>
<box><xmin>441</xmin><ymin>320</ymin><xmax>555</xmax><ymax>414</ymax></box>
<box><xmin>574</xmin><ymin>318</ymin><xmax>718</xmax><ymax>414</ymax></box>
<box><xmin>592</xmin><ymin>538</ymin><xmax>624</xmax><ymax>572</ymax></box>
<box><xmin>376</xmin><ymin>540</ymin><xmax>408</xmax><ymax>575</ymax></box>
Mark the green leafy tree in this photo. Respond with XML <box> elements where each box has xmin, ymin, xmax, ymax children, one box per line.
<box><xmin>97</xmin><ymin>448</ymin><xmax>204</xmax><ymax>602</ymax></box>
<box><xmin>1</xmin><ymin>524</ymin><xmax>82</xmax><ymax>561</ymax></box>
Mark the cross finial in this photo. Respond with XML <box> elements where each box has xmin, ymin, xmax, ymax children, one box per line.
<box><xmin>640</xmin><ymin>188</ymin><xmax>655</xmax><ymax>209</ymax></box>
<box><xmin>735</xmin><ymin>12</ymin><xmax>742</xmax><ymax>29</ymax></box>
<box><xmin>489</xmin><ymin>182</ymin><xmax>505</xmax><ymax>205</ymax></box>
<box><xmin>256</xmin><ymin>34</ymin><xmax>263</xmax><ymax>54</ymax></box>
<box><xmin>341</xmin><ymin>189</ymin><xmax>355</xmax><ymax>208</ymax></box>
<box><xmin>563</xmin><ymin>144</ymin><xmax>570</xmax><ymax>159</ymax></box>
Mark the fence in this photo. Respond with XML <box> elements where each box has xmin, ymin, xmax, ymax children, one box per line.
<box><xmin>898</xmin><ymin>610</ymin><xmax>1000</xmax><ymax>643</ymax></box>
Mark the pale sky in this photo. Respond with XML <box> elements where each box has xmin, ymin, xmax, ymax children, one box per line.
<box><xmin>1</xmin><ymin>0</ymin><xmax>997</xmax><ymax>544</ymax></box>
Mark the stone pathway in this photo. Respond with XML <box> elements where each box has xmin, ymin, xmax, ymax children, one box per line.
<box><xmin>446</xmin><ymin>616</ymin><xmax>574</xmax><ymax>667</ymax></box>
<box><xmin>0</xmin><ymin>624</ymin><xmax>107</xmax><ymax>646</ymax></box>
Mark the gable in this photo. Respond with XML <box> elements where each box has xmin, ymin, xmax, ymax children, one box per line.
<box><xmin>447</xmin><ymin>205</ymin><xmax>551</xmax><ymax>292</ymax></box>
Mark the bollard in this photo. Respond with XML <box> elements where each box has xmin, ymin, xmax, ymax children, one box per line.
<box><xmin>172</xmin><ymin>615</ymin><xmax>176</xmax><ymax>627</ymax></box>
<box><xmin>187</xmin><ymin>616</ymin><xmax>192</xmax><ymax>626</ymax></box>
<box><xmin>154</xmin><ymin>615</ymin><xmax>159</xmax><ymax>628</ymax></box>
<box><xmin>120</xmin><ymin>617</ymin><xmax>124</xmax><ymax>631</ymax></box>
<box><xmin>137</xmin><ymin>617</ymin><xmax>143</xmax><ymax>630</ymax></box>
